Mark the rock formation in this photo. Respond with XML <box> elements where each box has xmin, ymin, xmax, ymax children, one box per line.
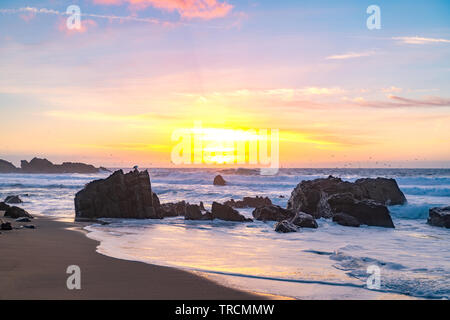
<box><xmin>0</xmin><ymin>157</ymin><xmax>105</xmax><ymax>174</ymax></box>
<box><xmin>427</xmin><ymin>207</ymin><xmax>450</xmax><ymax>228</ymax></box>
<box><xmin>252</xmin><ymin>205</ymin><xmax>295</xmax><ymax>222</ymax></box>
<box><xmin>211</xmin><ymin>202</ymin><xmax>252</xmax><ymax>222</ymax></box>
<box><xmin>224</xmin><ymin>196</ymin><xmax>272</xmax><ymax>208</ymax></box>
<box><xmin>213</xmin><ymin>175</ymin><xmax>227</xmax><ymax>186</ymax></box>
<box><xmin>74</xmin><ymin>169</ymin><xmax>162</xmax><ymax>220</ymax></box>
<box><xmin>0</xmin><ymin>202</ymin><xmax>33</xmax><ymax>219</ymax></box>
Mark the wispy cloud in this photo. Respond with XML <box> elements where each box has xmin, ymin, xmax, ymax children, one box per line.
<box><xmin>326</xmin><ymin>50</ymin><xmax>377</xmax><ymax>60</ymax></box>
<box><xmin>392</xmin><ymin>36</ymin><xmax>450</xmax><ymax>45</ymax></box>
<box><xmin>93</xmin><ymin>0</ymin><xmax>234</xmax><ymax>20</ymax></box>
<box><xmin>353</xmin><ymin>95</ymin><xmax>450</xmax><ymax>108</ymax></box>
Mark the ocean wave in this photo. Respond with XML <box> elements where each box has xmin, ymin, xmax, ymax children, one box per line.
<box><xmin>0</xmin><ymin>183</ymin><xmax>83</xmax><ymax>190</ymax></box>
<box><xmin>402</xmin><ymin>187</ymin><xmax>450</xmax><ymax>197</ymax></box>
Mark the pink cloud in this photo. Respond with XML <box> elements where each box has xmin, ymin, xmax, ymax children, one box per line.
<box><xmin>93</xmin><ymin>0</ymin><xmax>233</xmax><ymax>19</ymax></box>
<box><xmin>57</xmin><ymin>18</ymin><xmax>98</xmax><ymax>35</ymax></box>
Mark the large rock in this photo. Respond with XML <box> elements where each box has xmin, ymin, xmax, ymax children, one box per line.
<box><xmin>427</xmin><ymin>207</ymin><xmax>450</xmax><ymax>228</ymax></box>
<box><xmin>0</xmin><ymin>159</ymin><xmax>18</xmax><ymax>173</ymax></box>
<box><xmin>20</xmin><ymin>157</ymin><xmax>101</xmax><ymax>174</ymax></box>
<box><xmin>252</xmin><ymin>205</ymin><xmax>295</xmax><ymax>222</ymax></box>
<box><xmin>355</xmin><ymin>178</ymin><xmax>406</xmax><ymax>205</ymax></box>
<box><xmin>74</xmin><ymin>169</ymin><xmax>162</xmax><ymax>220</ymax></box>
<box><xmin>5</xmin><ymin>195</ymin><xmax>23</xmax><ymax>204</ymax></box>
<box><xmin>327</xmin><ymin>193</ymin><xmax>394</xmax><ymax>228</ymax></box>
<box><xmin>290</xmin><ymin>212</ymin><xmax>318</xmax><ymax>228</ymax></box>
<box><xmin>274</xmin><ymin>220</ymin><xmax>298</xmax><ymax>233</ymax></box>
<box><xmin>211</xmin><ymin>202</ymin><xmax>252</xmax><ymax>222</ymax></box>
<box><xmin>213</xmin><ymin>175</ymin><xmax>227</xmax><ymax>186</ymax></box>
<box><xmin>224</xmin><ymin>196</ymin><xmax>272</xmax><ymax>208</ymax></box>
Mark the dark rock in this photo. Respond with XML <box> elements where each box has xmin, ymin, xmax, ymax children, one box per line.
<box><xmin>23</xmin><ymin>225</ymin><xmax>35</xmax><ymax>229</ymax></box>
<box><xmin>211</xmin><ymin>202</ymin><xmax>252</xmax><ymax>222</ymax></box>
<box><xmin>290</xmin><ymin>212</ymin><xmax>318</xmax><ymax>228</ymax></box>
<box><xmin>252</xmin><ymin>205</ymin><xmax>295</xmax><ymax>222</ymax></box>
<box><xmin>0</xmin><ymin>202</ymin><xmax>9</xmax><ymax>211</ymax></box>
<box><xmin>355</xmin><ymin>178</ymin><xmax>406</xmax><ymax>205</ymax></box>
<box><xmin>1</xmin><ymin>222</ymin><xmax>12</xmax><ymax>230</ymax></box>
<box><xmin>224</xmin><ymin>196</ymin><xmax>272</xmax><ymax>208</ymax></box>
<box><xmin>4</xmin><ymin>206</ymin><xmax>33</xmax><ymax>219</ymax></box>
<box><xmin>20</xmin><ymin>157</ymin><xmax>102</xmax><ymax>174</ymax></box>
<box><xmin>75</xmin><ymin>169</ymin><xmax>162</xmax><ymax>220</ymax></box>
<box><xmin>427</xmin><ymin>207</ymin><xmax>450</xmax><ymax>228</ymax></box>
<box><xmin>213</xmin><ymin>175</ymin><xmax>227</xmax><ymax>186</ymax></box>
<box><xmin>161</xmin><ymin>201</ymin><xmax>187</xmax><ymax>217</ymax></box>
<box><xmin>327</xmin><ymin>193</ymin><xmax>394</xmax><ymax>228</ymax></box>
<box><xmin>274</xmin><ymin>220</ymin><xmax>298</xmax><ymax>233</ymax></box>
<box><xmin>0</xmin><ymin>159</ymin><xmax>18</xmax><ymax>173</ymax></box>
<box><xmin>332</xmin><ymin>213</ymin><xmax>360</xmax><ymax>227</ymax></box>
<box><xmin>15</xmin><ymin>217</ymin><xmax>31</xmax><ymax>222</ymax></box>
<box><xmin>99</xmin><ymin>167</ymin><xmax>111</xmax><ymax>172</ymax></box>
<box><xmin>5</xmin><ymin>195</ymin><xmax>23</xmax><ymax>204</ymax></box>
<box><xmin>185</xmin><ymin>204</ymin><xmax>212</xmax><ymax>220</ymax></box>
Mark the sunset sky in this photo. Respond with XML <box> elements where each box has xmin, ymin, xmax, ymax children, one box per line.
<box><xmin>0</xmin><ymin>0</ymin><xmax>449</xmax><ymax>168</ymax></box>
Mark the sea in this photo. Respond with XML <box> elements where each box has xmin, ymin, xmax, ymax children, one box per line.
<box><xmin>0</xmin><ymin>168</ymin><xmax>449</xmax><ymax>300</ymax></box>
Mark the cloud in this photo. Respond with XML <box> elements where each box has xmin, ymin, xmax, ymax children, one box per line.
<box><xmin>381</xmin><ymin>86</ymin><xmax>402</xmax><ymax>93</ymax></box>
<box><xmin>353</xmin><ymin>95</ymin><xmax>450</xmax><ymax>108</ymax></box>
<box><xmin>392</xmin><ymin>36</ymin><xmax>450</xmax><ymax>45</ymax></box>
<box><xmin>326</xmin><ymin>51</ymin><xmax>377</xmax><ymax>60</ymax></box>
<box><xmin>58</xmin><ymin>18</ymin><xmax>98</xmax><ymax>34</ymax></box>
<box><xmin>93</xmin><ymin>0</ymin><xmax>234</xmax><ymax>19</ymax></box>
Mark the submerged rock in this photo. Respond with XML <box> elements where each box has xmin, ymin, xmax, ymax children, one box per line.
<box><xmin>213</xmin><ymin>175</ymin><xmax>227</xmax><ymax>186</ymax></box>
<box><xmin>290</xmin><ymin>212</ymin><xmax>318</xmax><ymax>228</ymax></box>
<box><xmin>427</xmin><ymin>207</ymin><xmax>450</xmax><ymax>228</ymax></box>
<box><xmin>224</xmin><ymin>196</ymin><xmax>272</xmax><ymax>208</ymax></box>
<box><xmin>211</xmin><ymin>202</ymin><xmax>252</xmax><ymax>222</ymax></box>
<box><xmin>5</xmin><ymin>195</ymin><xmax>23</xmax><ymax>204</ymax></box>
<box><xmin>75</xmin><ymin>169</ymin><xmax>162</xmax><ymax>220</ymax></box>
<box><xmin>274</xmin><ymin>220</ymin><xmax>298</xmax><ymax>233</ymax></box>
<box><xmin>332</xmin><ymin>213</ymin><xmax>360</xmax><ymax>227</ymax></box>
<box><xmin>252</xmin><ymin>205</ymin><xmax>295</xmax><ymax>222</ymax></box>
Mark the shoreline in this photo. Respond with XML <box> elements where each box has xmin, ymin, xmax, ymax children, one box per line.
<box><xmin>0</xmin><ymin>216</ymin><xmax>265</xmax><ymax>300</ymax></box>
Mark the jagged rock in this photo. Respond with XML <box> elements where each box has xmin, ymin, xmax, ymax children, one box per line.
<box><xmin>274</xmin><ymin>220</ymin><xmax>298</xmax><ymax>233</ymax></box>
<box><xmin>211</xmin><ymin>202</ymin><xmax>252</xmax><ymax>222</ymax></box>
<box><xmin>3</xmin><ymin>205</ymin><xmax>33</xmax><ymax>219</ymax></box>
<box><xmin>332</xmin><ymin>213</ymin><xmax>360</xmax><ymax>227</ymax></box>
<box><xmin>74</xmin><ymin>169</ymin><xmax>162</xmax><ymax>220</ymax></box>
<box><xmin>290</xmin><ymin>212</ymin><xmax>318</xmax><ymax>228</ymax></box>
<box><xmin>1</xmin><ymin>222</ymin><xmax>12</xmax><ymax>231</ymax></box>
<box><xmin>213</xmin><ymin>175</ymin><xmax>227</xmax><ymax>186</ymax></box>
<box><xmin>5</xmin><ymin>195</ymin><xmax>23</xmax><ymax>204</ymax></box>
<box><xmin>161</xmin><ymin>201</ymin><xmax>187</xmax><ymax>217</ymax></box>
<box><xmin>355</xmin><ymin>178</ymin><xmax>406</xmax><ymax>205</ymax></box>
<box><xmin>427</xmin><ymin>207</ymin><xmax>450</xmax><ymax>228</ymax></box>
<box><xmin>0</xmin><ymin>159</ymin><xmax>18</xmax><ymax>173</ymax></box>
<box><xmin>252</xmin><ymin>205</ymin><xmax>295</xmax><ymax>222</ymax></box>
<box><xmin>224</xmin><ymin>196</ymin><xmax>272</xmax><ymax>208</ymax></box>
<box><xmin>327</xmin><ymin>193</ymin><xmax>394</xmax><ymax>228</ymax></box>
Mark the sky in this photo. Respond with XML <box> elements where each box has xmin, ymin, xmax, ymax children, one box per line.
<box><xmin>0</xmin><ymin>0</ymin><xmax>449</xmax><ymax>168</ymax></box>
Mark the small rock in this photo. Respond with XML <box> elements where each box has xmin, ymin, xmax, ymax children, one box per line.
<box><xmin>5</xmin><ymin>195</ymin><xmax>23</xmax><ymax>204</ymax></box>
<box><xmin>213</xmin><ymin>175</ymin><xmax>227</xmax><ymax>186</ymax></box>
<box><xmin>185</xmin><ymin>204</ymin><xmax>212</xmax><ymax>220</ymax></box>
<box><xmin>274</xmin><ymin>220</ymin><xmax>298</xmax><ymax>233</ymax></box>
<box><xmin>23</xmin><ymin>225</ymin><xmax>35</xmax><ymax>229</ymax></box>
<box><xmin>252</xmin><ymin>205</ymin><xmax>295</xmax><ymax>222</ymax></box>
<box><xmin>290</xmin><ymin>212</ymin><xmax>318</xmax><ymax>228</ymax></box>
<box><xmin>1</xmin><ymin>222</ymin><xmax>12</xmax><ymax>231</ymax></box>
<box><xmin>4</xmin><ymin>206</ymin><xmax>33</xmax><ymax>219</ymax></box>
<box><xmin>211</xmin><ymin>202</ymin><xmax>252</xmax><ymax>222</ymax></box>
<box><xmin>427</xmin><ymin>207</ymin><xmax>450</xmax><ymax>228</ymax></box>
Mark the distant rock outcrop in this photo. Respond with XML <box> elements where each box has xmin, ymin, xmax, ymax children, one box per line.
<box><xmin>287</xmin><ymin>176</ymin><xmax>400</xmax><ymax>228</ymax></box>
<box><xmin>224</xmin><ymin>196</ymin><xmax>272</xmax><ymax>208</ymax></box>
<box><xmin>0</xmin><ymin>157</ymin><xmax>106</xmax><ymax>174</ymax></box>
<box><xmin>213</xmin><ymin>175</ymin><xmax>227</xmax><ymax>186</ymax></box>
<box><xmin>74</xmin><ymin>169</ymin><xmax>162</xmax><ymax>220</ymax></box>
<box><xmin>427</xmin><ymin>207</ymin><xmax>450</xmax><ymax>228</ymax></box>
<box><xmin>211</xmin><ymin>202</ymin><xmax>252</xmax><ymax>222</ymax></box>
<box><xmin>0</xmin><ymin>159</ymin><xmax>18</xmax><ymax>173</ymax></box>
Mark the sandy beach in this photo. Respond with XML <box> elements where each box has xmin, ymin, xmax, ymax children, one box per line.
<box><xmin>0</xmin><ymin>216</ymin><xmax>262</xmax><ymax>300</ymax></box>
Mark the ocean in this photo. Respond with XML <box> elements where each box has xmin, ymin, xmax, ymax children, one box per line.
<box><xmin>1</xmin><ymin>168</ymin><xmax>449</xmax><ymax>299</ymax></box>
